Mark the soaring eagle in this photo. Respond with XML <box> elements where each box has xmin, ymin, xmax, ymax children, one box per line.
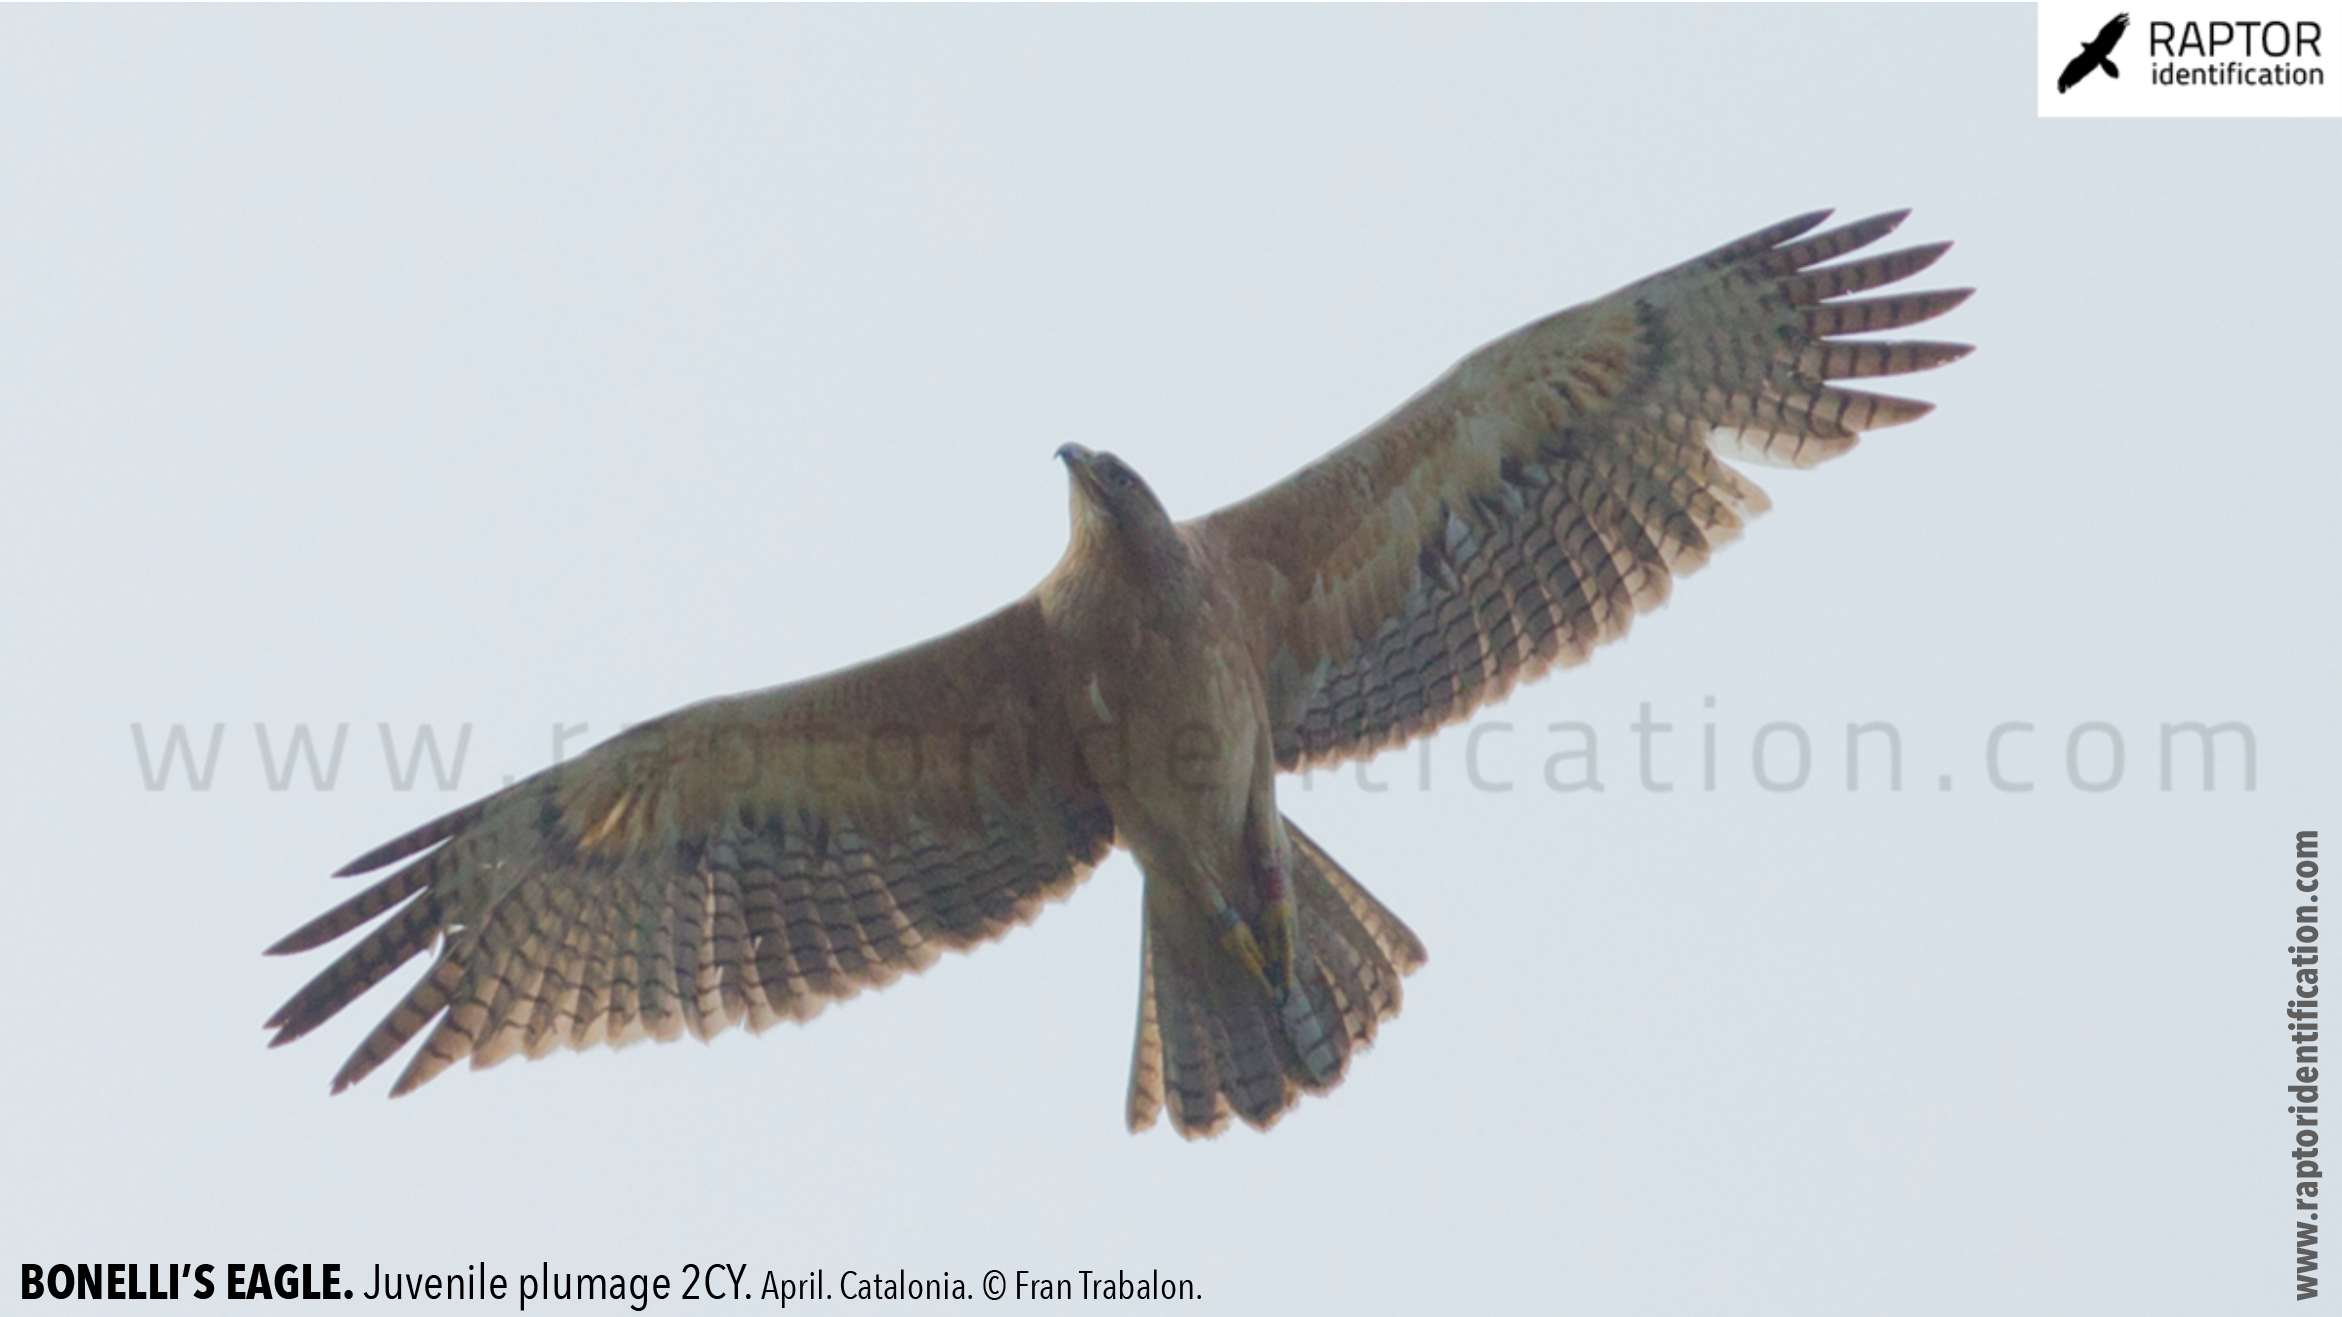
<box><xmin>2059</xmin><ymin>13</ymin><xmax>2130</xmax><ymax>93</ymax></box>
<box><xmin>267</xmin><ymin>209</ymin><xmax>1972</xmax><ymax>1136</ymax></box>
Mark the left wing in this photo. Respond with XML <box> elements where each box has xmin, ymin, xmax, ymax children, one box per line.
<box><xmin>2058</xmin><ymin>49</ymin><xmax>2099</xmax><ymax>93</ymax></box>
<box><xmin>266</xmin><ymin>597</ymin><xmax>1115</xmax><ymax>1095</ymax></box>
<box><xmin>1192</xmin><ymin>209</ymin><xmax>1971</xmax><ymax>772</ymax></box>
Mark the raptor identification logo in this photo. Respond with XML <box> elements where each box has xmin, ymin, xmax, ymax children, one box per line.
<box><xmin>2037</xmin><ymin>1</ymin><xmax>2341</xmax><ymax>116</ymax></box>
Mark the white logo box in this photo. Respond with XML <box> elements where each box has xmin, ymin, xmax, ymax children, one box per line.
<box><xmin>2039</xmin><ymin>0</ymin><xmax>2342</xmax><ymax>117</ymax></box>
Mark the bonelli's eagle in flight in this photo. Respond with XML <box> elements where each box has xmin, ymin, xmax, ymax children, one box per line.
<box><xmin>268</xmin><ymin>209</ymin><xmax>1971</xmax><ymax>1137</ymax></box>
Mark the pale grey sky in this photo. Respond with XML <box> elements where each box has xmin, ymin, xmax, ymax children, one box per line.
<box><xmin>2</xmin><ymin>6</ymin><xmax>2334</xmax><ymax>1315</ymax></box>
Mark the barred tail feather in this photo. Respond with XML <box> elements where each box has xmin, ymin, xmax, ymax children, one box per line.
<box><xmin>1125</xmin><ymin>817</ymin><xmax>1425</xmax><ymax>1138</ymax></box>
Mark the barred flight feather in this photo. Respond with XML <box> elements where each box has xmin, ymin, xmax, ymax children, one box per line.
<box><xmin>1196</xmin><ymin>208</ymin><xmax>1969</xmax><ymax>771</ymax></box>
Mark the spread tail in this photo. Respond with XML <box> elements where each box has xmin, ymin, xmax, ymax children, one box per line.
<box><xmin>1125</xmin><ymin>816</ymin><xmax>1426</xmax><ymax>1137</ymax></box>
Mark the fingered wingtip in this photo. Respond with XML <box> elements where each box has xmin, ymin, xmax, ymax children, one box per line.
<box><xmin>1773</xmin><ymin>209</ymin><xmax>1836</xmax><ymax>246</ymax></box>
<box><xmin>264</xmin><ymin>1007</ymin><xmax>311</xmax><ymax>1044</ymax></box>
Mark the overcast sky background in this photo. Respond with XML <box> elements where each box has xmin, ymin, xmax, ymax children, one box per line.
<box><xmin>2</xmin><ymin>5</ymin><xmax>2335</xmax><ymax>1315</ymax></box>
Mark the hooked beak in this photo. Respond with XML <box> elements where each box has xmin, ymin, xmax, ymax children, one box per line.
<box><xmin>1056</xmin><ymin>443</ymin><xmax>1101</xmax><ymax>492</ymax></box>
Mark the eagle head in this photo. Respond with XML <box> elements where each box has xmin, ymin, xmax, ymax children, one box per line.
<box><xmin>1057</xmin><ymin>443</ymin><xmax>1173</xmax><ymax>541</ymax></box>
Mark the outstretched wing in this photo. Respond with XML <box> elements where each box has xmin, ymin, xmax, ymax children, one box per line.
<box><xmin>1194</xmin><ymin>209</ymin><xmax>1971</xmax><ymax>772</ymax></box>
<box><xmin>2094</xmin><ymin>13</ymin><xmax>2131</xmax><ymax>55</ymax></box>
<box><xmin>266</xmin><ymin>597</ymin><xmax>1114</xmax><ymax>1095</ymax></box>
<box><xmin>2057</xmin><ymin>48</ymin><xmax>2101</xmax><ymax>92</ymax></box>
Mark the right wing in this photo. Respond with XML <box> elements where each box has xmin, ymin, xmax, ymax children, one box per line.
<box><xmin>265</xmin><ymin>596</ymin><xmax>1115</xmax><ymax>1096</ymax></box>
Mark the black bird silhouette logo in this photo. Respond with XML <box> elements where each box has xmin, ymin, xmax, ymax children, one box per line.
<box><xmin>2058</xmin><ymin>13</ymin><xmax>2131</xmax><ymax>93</ymax></box>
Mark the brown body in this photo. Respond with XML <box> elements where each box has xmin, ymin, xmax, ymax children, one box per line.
<box><xmin>1043</xmin><ymin>514</ymin><xmax>1277</xmax><ymax>980</ymax></box>
<box><xmin>1041</xmin><ymin>464</ymin><xmax>1366</xmax><ymax>1127</ymax></box>
<box><xmin>267</xmin><ymin>209</ymin><xmax>1970</xmax><ymax>1135</ymax></box>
